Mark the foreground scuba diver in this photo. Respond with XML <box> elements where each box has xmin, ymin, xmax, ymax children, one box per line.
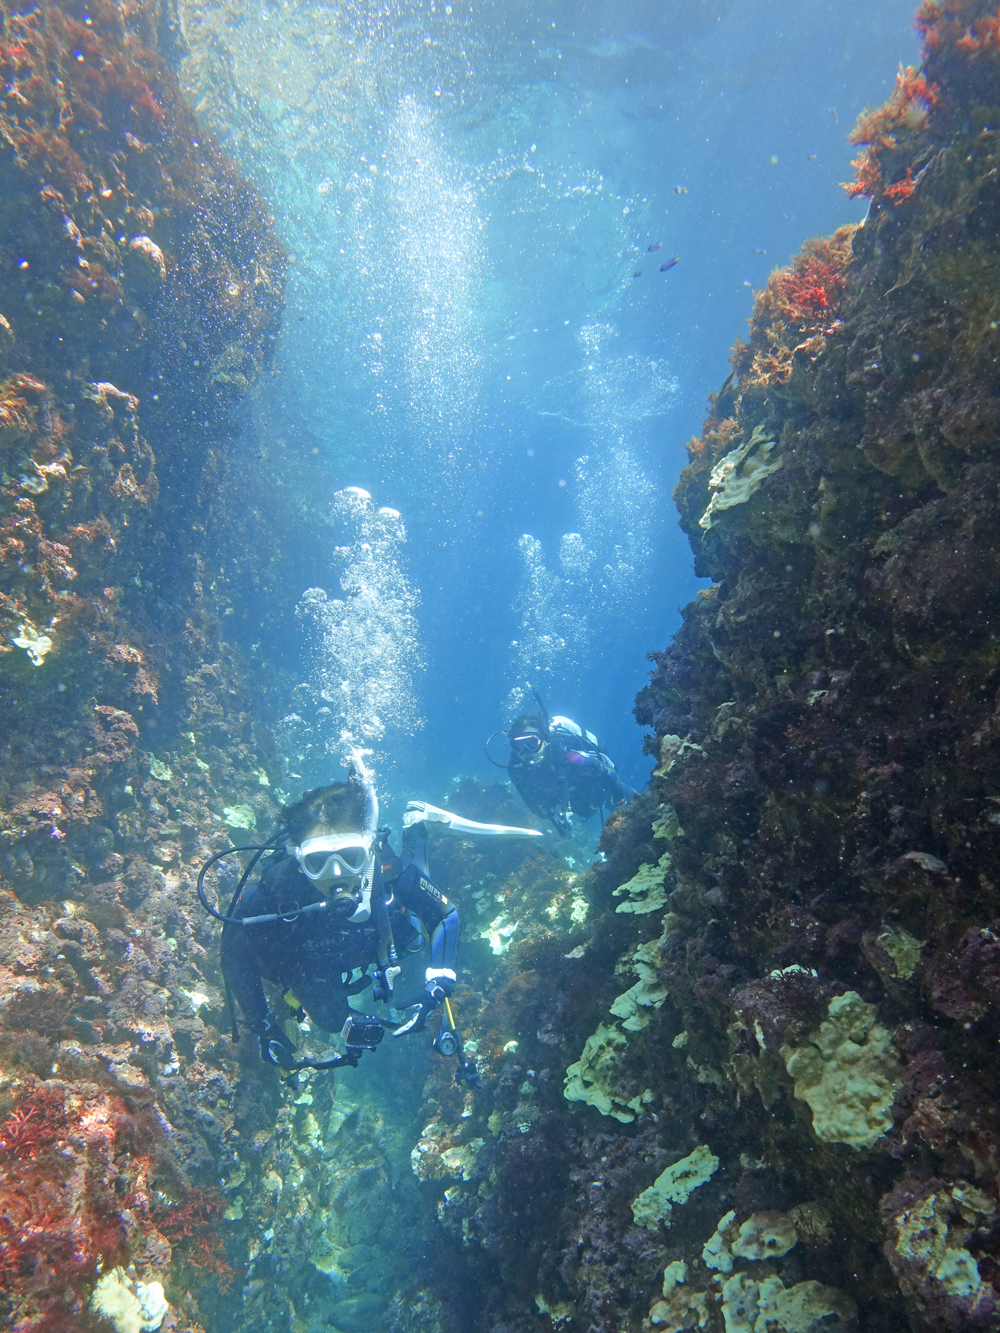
<box><xmin>199</xmin><ymin>755</ymin><xmax>540</xmax><ymax>1086</ymax></box>
<box><xmin>493</xmin><ymin>690</ymin><xmax>636</xmax><ymax>835</ymax></box>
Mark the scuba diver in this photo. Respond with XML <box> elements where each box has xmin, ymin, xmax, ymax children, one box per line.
<box><xmin>199</xmin><ymin>754</ymin><xmax>540</xmax><ymax>1086</ymax></box>
<box><xmin>492</xmin><ymin>689</ymin><xmax>636</xmax><ymax>836</ymax></box>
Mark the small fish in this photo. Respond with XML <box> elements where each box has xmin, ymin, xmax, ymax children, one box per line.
<box><xmin>673</xmin><ymin>184</ymin><xmax>688</xmax><ymax>195</ymax></box>
<box><xmin>753</xmin><ymin>247</ymin><xmax>767</xmax><ymax>255</ymax></box>
<box><xmin>829</xmin><ymin>107</ymin><xmax>838</xmax><ymax>124</ymax></box>
<box><xmin>808</xmin><ymin>153</ymin><xmax>817</xmax><ymax>161</ymax></box>
<box><xmin>659</xmin><ymin>257</ymin><xmax>679</xmax><ymax>272</ymax></box>
<box><xmin>631</xmin><ymin>270</ymin><xmax>643</xmax><ymax>278</ymax></box>
<box><xmin>647</xmin><ymin>240</ymin><xmax>662</xmax><ymax>252</ymax></box>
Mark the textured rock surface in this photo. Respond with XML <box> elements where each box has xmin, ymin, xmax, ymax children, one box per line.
<box><xmin>403</xmin><ymin>6</ymin><xmax>1000</xmax><ymax>1332</ymax></box>
<box><xmin>5</xmin><ymin>2</ymin><xmax>1000</xmax><ymax>1332</ymax></box>
<box><xmin>0</xmin><ymin>0</ymin><xmax>288</xmax><ymax>1327</ymax></box>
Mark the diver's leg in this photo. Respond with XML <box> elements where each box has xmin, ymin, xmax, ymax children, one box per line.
<box><xmin>400</xmin><ymin>818</ymin><xmax>431</xmax><ymax>877</ymax></box>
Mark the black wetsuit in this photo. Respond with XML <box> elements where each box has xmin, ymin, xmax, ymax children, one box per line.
<box><xmin>221</xmin><ymin>825</ymin><xmax>458</xmax><ymax>1034</ymax></box>
<box><xmin>509</xmin><ymin>721</ymin><xmax>634</xmax><ymax>831</ymax></box>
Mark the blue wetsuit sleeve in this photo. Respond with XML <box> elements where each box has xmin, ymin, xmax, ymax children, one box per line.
<box><xmin>400</xmin><ymin>819</ymin><xmax>430</xmax><ymax>877</ymax></box>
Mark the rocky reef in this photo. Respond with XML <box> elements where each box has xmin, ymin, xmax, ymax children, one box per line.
<box><xmin>5</xmin><ymin>1</ymin><xmax>1000</xmax><ymax>1332</ymax></box>
<box><xmin>0</xmin><ymin>0</ymin><xmax>289</xmax><ymax>1326</ymax></box>
<box><xmin>399</xmin><ymin>5</ymin><xmax>1000</xmax><ymax>1332</ymax></box>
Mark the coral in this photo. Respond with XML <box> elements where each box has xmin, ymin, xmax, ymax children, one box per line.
<box><xmin>720</xmin><ymin>1274</ymin><xmax>856</xmax><ymax>1333</ymax></box>
<box><xmin>0</xmin><ymin>4</ymin><xmax>285</xmax><ymax>1328</ymax></box>
<box><xmin>872</xmin><ymin>925</ymin><xmax>923</xmax><ymax>980</ymax></box>
<box><xmin>411</xmin><ymin>1118</ymin><xmax>486</xmax><ymax>1183</ymax></box>
<box><xmin>0</xmin><ymin>1076</ymin><xmax>173</xmax><ymax>1329</ymax></box>
<box><xmin>583</xmin><ymin>11</ymin><xmax>1000</xmax><ymax>1332</ymax></box>
<box><xmin>780</xmin><ymin>992</ymin><xmax>903</xmax><ymax>1150</ymax></box>
<box><xmin>631</xmin><ymin>1145</ymin><xmax>719</xmax><ymax>1229</ymax></box>
<box><xmin>91</xmin><ymin>1269</ymin><xmax>168</xmax><ymax>1333</ymax></box>
<box><xmin>704</xmin><ymin>1207</ymin><xmax>801</xmax><ymax>1272</ymax></box>
<box><xmin>731</xmin><ymin>1210</ymin><xmax>800</xmax><ymax>1262</ymax></box>
<box><xmin>609</xmin><ymin>919</ymin><xmax>673</xmax><ymax>1032</ymax></box>
<box><xmin>649</xmin><ymin>1275</ymin><xmax>710</xmax><ymax>1332</ymax></box>
<box><xmin>883</xmin><ymin>1178</ymin><xmax>998</xmax><ymax>1321</ymax></box>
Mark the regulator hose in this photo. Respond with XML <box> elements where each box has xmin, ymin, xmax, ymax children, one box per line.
<box><xmin>196</xmin><ymin>839</ymin><xmax>280</xmax><ymax>926</ymax></box>
<box><xmin>484</xmin><ymin>729</ymin><xmax>510</xmax><ymax>768</ymax></box>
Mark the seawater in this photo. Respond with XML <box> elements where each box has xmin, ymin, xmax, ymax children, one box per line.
<box><xmin>175</xmin><ymin>0</ymin><xmax>918</xmax><ymax>815</ymax></box>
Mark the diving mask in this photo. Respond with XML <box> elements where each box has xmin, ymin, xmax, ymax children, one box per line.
<box><xmin>511</xmin><ymin>733</ymin><xmax>544</xmax><ymax>757</ymax></box>
<box><xmin>295</xmin><ymin>833</ymin><xmax>373</xmax><ymax>885</ymax></box>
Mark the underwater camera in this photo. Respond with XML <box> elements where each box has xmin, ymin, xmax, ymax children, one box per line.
<box><xmin>341</xmin><ymin>1014</ymin><xmax>385</xmax><ymax>1050</ymax></box>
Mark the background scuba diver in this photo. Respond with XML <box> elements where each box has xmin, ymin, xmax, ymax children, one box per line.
<box><xmin>500</xmin><ymin>690</ymin><xmax>636</xmax><ymax>835</ymax></box>
<box><xmin>213</xmin><ymin>754</ymin><xmax>540</xmax><ymax>1082</ymax></box>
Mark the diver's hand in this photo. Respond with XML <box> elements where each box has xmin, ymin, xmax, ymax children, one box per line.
<box><xmin>553</xmin><ymin>810</ymin><xmax>572</xmax><ymax>836</ymax></box>
<box><xmin>258</xmin><ymin>1016</ymin><xmax>296</xmax><ymax>1068</ymax></box>
<box><xmin>392</xmin><ymin>968</ymin><xmax>455</xmax><ymax>1036</ymax></box>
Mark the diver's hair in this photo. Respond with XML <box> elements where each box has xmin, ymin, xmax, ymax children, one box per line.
<box><xmin>278</xmin><ymin>782</ymin><xmax>369</xmax><ymax>845</ymax></box>
<box><xmin>508</xmin><ymin>711</ymin><xmax>548</xmax><ymax>742</ymax></box>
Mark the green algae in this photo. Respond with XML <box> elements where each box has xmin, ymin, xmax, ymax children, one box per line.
<box><xmin>632</xmin><ymin>1145</ymin><xmax>720</xmax><ymax>1229</ymax></box>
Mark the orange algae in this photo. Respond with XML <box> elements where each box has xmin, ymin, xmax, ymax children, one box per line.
<box><xmin>732</xmin><ymin>227</ymin><xmax>856</xmax><ymax>390</ymax></box>
<box><xmin>883</xmin><ymin>166</ymin><xmax>917</xmax><ymax>204</ymax></box>
<box><xmin>918</xmin><ymin>0</ymin><xmax>1000</xmax><ymax>55</ymax></box>
<box><xmin>844</xmin><ymin>65</ymin><xmax>939</xmax><ymax>200</ymax></box>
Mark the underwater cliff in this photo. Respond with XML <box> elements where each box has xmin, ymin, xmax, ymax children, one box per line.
<box><xmin>400</xmin><ymin>5</ymin><xmax>1000</xmax><ymax>1333</ymax></box>
<box><xmin>1</xmin><ymin>1</ymin><xmax>1000</xmax><ymax>1332</ymax></box>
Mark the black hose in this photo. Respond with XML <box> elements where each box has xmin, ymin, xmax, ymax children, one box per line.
<box><xmin>530</xmin><ymin>684</ymin><xmax>550</xmax><ymax>726</ymax></box>
<box><xmin>370</xmin><ymin>856</ymin><xmax>398</xmax><ymax>972</ymax></box>
<box><xmin>196</xmin><ymin>838</ymin><xmax>280</xmax><ymax>925</ymax></box>
<box><xmin>484</xmin><ymin>730</ymin><xmax>510</xmax><ymax>769</ymax></box>
<box><xmin>197</xmin><ymin>833</ymin><xmax>289</xmax><ymax>1041</ymax></box>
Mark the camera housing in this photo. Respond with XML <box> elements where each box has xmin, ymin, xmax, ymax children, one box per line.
<box><xmin>340</xmin><ymin>1014</ymin><xmax>385</xmax><ymax>1050</ymax></box>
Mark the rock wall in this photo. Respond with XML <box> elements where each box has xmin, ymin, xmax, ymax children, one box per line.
<box><xmin>0</xmin><ymin>1</ymin><xmax>292</xmax><ymax>1328</ymax></box>
<box><xmin>404</xmin><ymin>6</ymin><xmax>1000</xmax><ymax>1332</ymax></box>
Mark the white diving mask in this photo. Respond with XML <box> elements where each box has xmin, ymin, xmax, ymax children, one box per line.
<box><xmin>292</xmin><ymin>834</ymin><xmax>375</xmax><ymax>922</ymax></box>
<box><xmin>295</xmin><ymin>832</ymin><xmax>373</xmax><ymax>883</ymax></box>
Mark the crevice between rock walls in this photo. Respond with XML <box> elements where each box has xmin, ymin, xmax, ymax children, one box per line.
<box><xmin>6</xmin><ymin>3</ymin><xmax>1000</xmax><ymax>1333</ymax></box>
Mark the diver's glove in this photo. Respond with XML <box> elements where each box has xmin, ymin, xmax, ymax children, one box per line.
<box><xmin>371</xmin><ymin>963</ymin><xmax>402</xmax><ymax>1004</ymax></box>
<box><xmin>553</xmin><ymin>810</ymin><xmax>573</xmax><ymax>836</ymax></box>
<box><xmin>392</xmin><ymin>968</ymin><xmax>455</xmax><ymax>1037</ymax></box>
<box><xmin>258</xmin><ymin>1016</ymin><xmax>297</xmax><ymax>1068</ymax></box>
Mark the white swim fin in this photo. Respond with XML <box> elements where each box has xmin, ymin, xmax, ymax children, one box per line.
<box><xmin>402</xmin><ymin>800</ymin><xmax>543</xmax><ymax>839</ymax></box>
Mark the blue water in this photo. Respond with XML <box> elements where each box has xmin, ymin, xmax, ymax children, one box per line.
<box><xmin>201</xmin><ymin>0</ymin><xmax>919</xmax><ymax>819</ymax></box>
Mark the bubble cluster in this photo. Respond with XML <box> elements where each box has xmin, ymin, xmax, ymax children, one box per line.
<box><xmin>295</xmin><ymin>488</ymin><xmax>424</xmax><ymax>770</ymax></box>
<box><xmin>504</xmin><ymin>320</ymin><xmax>665</xmax><ymax>709</ymax></box>
<box><xmin>503</xmin><ymin>532</ymin><xmax>595</xmax><ymax>719</ymax></box>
